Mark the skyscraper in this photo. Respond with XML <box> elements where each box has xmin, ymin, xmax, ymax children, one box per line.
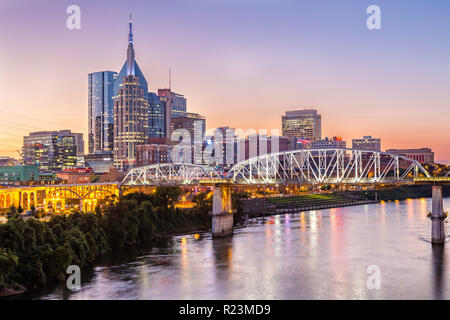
<box><xmin>113</xmin><ymin>16</ymin><xmax>149</xmax><ymax>171</ymax></box>
<box><xmin>171</xmin><ymin>112</ymin><xmax>205</xmax><ymax>164</ymax></box>
<box><xmin>282</xmin><ymin>109</ymin><xmax>322</xmax><ymax>141</ymax></box>
<box><xmin>148</xmin><ymin>92</ymin><xmax>166</xmax><ymax>138</ymax></box>
<box><xmin>88</xmin><ymin>71</ymin><xmax>117</xmax><ymax>154</ymax></box>
<box><xmin>158</xmin><ymin>89</ymin><xmax>187</xmax><ymax>139</ymax></box>
<box><xmin>22</xmin><ymin>130</ymin><xmax>79</xmax><ymax>172</ymax></box>
<box><xmin>170</xmin><ymin>112</ymin><xmax>206</xmax><ymax>139</ymax></box>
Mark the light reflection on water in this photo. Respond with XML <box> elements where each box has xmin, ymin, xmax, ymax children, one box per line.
<box><xmin>36</xmin><ymin>197</ymin><xmax>450</xmax><ymax>300</ymax></box>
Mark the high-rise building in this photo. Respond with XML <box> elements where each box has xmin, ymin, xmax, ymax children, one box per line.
<box><xmin>171</xmin><ymin>113</ymin><xmax>206</xmax><ymax>164</ymax></box>
<box><xmin>73</xmin><ymin>132</ymin><xmax>85</xmax><ymax>156</ymax></box>
<box><xmin>113</xmin><ymin>16</ymin><xmax>149</xmax><ymax>171</ymax></box>
<box><xmin>158</xmin><ymin>89</ymin><xmax>187</xmax><ymax>139</ymax></box>
<box><xmin>148</xmin><ymin>92</ymin><xmax>166</xmax><ymax>138</ymax></box>
<box><xmin>88</xmin><ymin>71</ymin><xmax>117</xmax><ymax>154</ymax></box>
<box><xmin>282</xmin><ymin>109</ymin><xmax>322</xmax><ymax>141</ymax></box>
<box><xmin>171</xmin><ymin>112</ymin><xmax>206</xmax><ymax>140</ymax></box>
<box><xmin>158</xmin><ymin>89</ymin><xmax>187</xmax><ymax>118</ymax></box>
<box><xmin>352</xmin><ymin>136</ymin><xmax>381</xmax><ymax>152</ymax></box>
<box><xmin>22</xmin><ymin>131</ymin><xmax>79</xmax><ymax>172</ymax></box>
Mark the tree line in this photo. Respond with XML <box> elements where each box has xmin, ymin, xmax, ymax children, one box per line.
<box><xmin>0</xmin><ymin>187</ymin><xmax>213</xmax><ymax>291</ymax></box>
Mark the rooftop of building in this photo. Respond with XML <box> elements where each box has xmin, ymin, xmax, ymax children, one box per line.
<box><xmin>284</xmin><ymin>109</ymin><xmax>320</xmax><ymax>117</ymax></box>
<box><xmin>386</xmin><ymin>148</ymin><xmax>433</xmax><ymax>153</ymax></box>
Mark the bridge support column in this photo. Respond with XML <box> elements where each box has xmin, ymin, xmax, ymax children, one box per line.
<box><xmin>211</xmin><ymin>185</ymin><xmax>234</xmax><ymax>237</ymax></box>
<box><xmin>430</xmin><ymin>186</ymin><xmax>447</xmax><ymax>245</ymax></box>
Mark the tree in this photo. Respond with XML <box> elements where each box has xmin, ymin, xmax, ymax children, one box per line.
<box><xmin>0</xmin><ymin>248</ymin><xmax>19</xmax><ymax>288</ymax></box>
<box><xmin>153</xmin><ymin>187</ymin><xmax>182</xmax><ymax>209</ymax></box>
<box><xmin>192</xmin><ymin>192</ymin><xmax>212</xmax><ymax>216</ymax></box>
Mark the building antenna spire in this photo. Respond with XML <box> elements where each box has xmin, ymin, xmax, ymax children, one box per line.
<box><xmin>126</xmin><ymin>13</ymin><xmax>135</xmax><ymax>76</ymax></box>
<box><xmin>128</xmin><ymin>12</ymin><xmax>133</xmax><ymax>44</ymax></box>
<box><xmin>169</xmin><ymin>67</ymin><xmax>171</xmax><ymax>90</ymax></box>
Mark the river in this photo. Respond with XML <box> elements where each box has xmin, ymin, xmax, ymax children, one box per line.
<box><xmin>33</xmin><ymin>198</ymin><xmax>450</xmax><ymax>300</ymax></box>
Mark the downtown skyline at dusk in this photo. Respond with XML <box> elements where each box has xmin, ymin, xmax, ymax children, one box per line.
<box><xmin>1</xmin><ymin>0</ymin><xmax>450</xmax><ymax>162</ymax></box>
<box><xmin>2</xmin><ymin>0</ymin><xmax>450</xmax><ymax>305</ymax></box>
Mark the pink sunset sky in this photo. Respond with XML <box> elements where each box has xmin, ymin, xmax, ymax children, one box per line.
<box><xmin>0</xmin><ymin>0</ymin><xmax>449</xmax><ymax>162</ymax></box>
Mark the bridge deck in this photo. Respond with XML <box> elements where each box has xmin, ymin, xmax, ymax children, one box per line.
<box><xmin>414</xmin><ymin>177</ymin><xmax>450</xmax><ymax>184</ymax></box>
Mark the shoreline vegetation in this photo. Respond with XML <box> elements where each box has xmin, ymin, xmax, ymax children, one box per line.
<box><xmin>0</xmin><ymin>187</ymin><xmax>213</xmax><ymax>297</ymax></box>
<box><xmin>0</xmin><ymin>185</ymin><xmax>445</xmax><ymax>297</ymax></box>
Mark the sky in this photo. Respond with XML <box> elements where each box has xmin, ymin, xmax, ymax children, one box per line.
<box><xmin>0</xmin><ymin>0</ymin><xmax>449</xmax><ymax>162</ymax></box>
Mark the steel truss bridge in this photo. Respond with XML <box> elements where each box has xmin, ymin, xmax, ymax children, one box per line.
<box><xmin>121</xmin><ymin>148</ymin><xmax>434</xmax><ymax>186</ymax></box>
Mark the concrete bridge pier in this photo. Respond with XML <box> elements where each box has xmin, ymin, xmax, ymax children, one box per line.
<box><xmin>430</xmin><ymin>186</ymin><xmax>447</xmax><ymax>245</ymax></box>
<box><xmin>211</xmin><ymin>184</ymin><xmax>234</xmax><ymax>237</ymax></box>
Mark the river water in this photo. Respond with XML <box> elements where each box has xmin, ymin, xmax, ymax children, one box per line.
<box><xmin>35</xmin><ymin>198</ymin><xmax>450</xmax><ymax>300</ymax></box>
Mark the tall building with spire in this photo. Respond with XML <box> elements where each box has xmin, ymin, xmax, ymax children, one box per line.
<box><xmin>113</xmin><ymin>15</ymin><xmax>149</xmax><ymax>171</ymax></box>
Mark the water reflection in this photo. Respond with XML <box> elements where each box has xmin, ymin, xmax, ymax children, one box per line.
<box><xmin>432</xmin><ymin>244</ymin><xmax>445</xmax><ymax>300</ymax></box>
<box><xmin>31</xmin><ymin>197</ymin><xmax>449</xmax><ymax>300</ymax></box>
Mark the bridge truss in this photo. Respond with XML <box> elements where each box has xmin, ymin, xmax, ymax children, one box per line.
<box><xmin>120</xmin><ymin>149</ymin><xmax>431</xmax><ymax>186</ymax></box>
<box><xmin>227</xmin><ymin>149</ymin><xmax>431</xmax><ymax>185</ymax></box>
<box><xmin>121</xmin><ymin>163</ymin><xmax>222</xmax><ymax>186</ymax></box>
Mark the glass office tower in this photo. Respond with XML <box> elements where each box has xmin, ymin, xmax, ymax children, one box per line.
<box><xmin>88</xmin><ymin>71</ymin><xmax>117</xmax><ymax>154</ymax></box>
<box><xmin>22</xmin><ymin>130</ymin><xmax>79</xmax><ymax>172</ymax></box>
<box><xmin>157</xmin><ymin>89</ymin><xmax>187</xmax><ymax>118</ymax></box>
<box><xmin>148</xmin><ymin>92</ymin><xmax>166</xmax><ymax>138</ymax></box>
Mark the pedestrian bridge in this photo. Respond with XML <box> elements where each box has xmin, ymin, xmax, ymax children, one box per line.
<box><xmin>121</xmin><ymin>148</ymin><xmax>434</xmax><ymax>186</ymax></box>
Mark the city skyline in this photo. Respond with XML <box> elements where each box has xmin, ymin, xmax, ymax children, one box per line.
<box><xmin>1</xmin><ymin>0</ymin><xmax>449</xmax><ymax>162</ymax></box>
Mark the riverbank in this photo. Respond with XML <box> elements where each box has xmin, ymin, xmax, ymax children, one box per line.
<box><xmin>274</xmin><ymin>199</ymin><xmax>379</xmax><ymax>214</ymax></box>
<box><xmin>350</xmin><ymin>185</ymin><xmax>450</xmax><ymax>201</ymax></box>
<box><xmin>240</xmin><ymin>194</ymin><xmax>378</xmax><ymax>218</ymax></box>
<box><xmin>0</xmin><ymin>189</ymin><xmax>211</xmax><ymax>297</ymax></box>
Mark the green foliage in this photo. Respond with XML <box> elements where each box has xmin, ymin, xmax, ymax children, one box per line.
<box><xmin>0</xmin><ymin>248</ymin><xmax>18</xmax><ymax>288</ymax></box>
<box><xmin>192</xmin><ymin>192</ymin><xmax>212</xmax><ymax>216</ymax></box>
<box><xmin>0</xmin><ymin>187</ymin><xmax>210</xmax><ymax>291</ymax></box>
<box><xmin>153</xmin><ymin>187</ymin><xmax>183</xmax><ymax>209</ymax></box>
